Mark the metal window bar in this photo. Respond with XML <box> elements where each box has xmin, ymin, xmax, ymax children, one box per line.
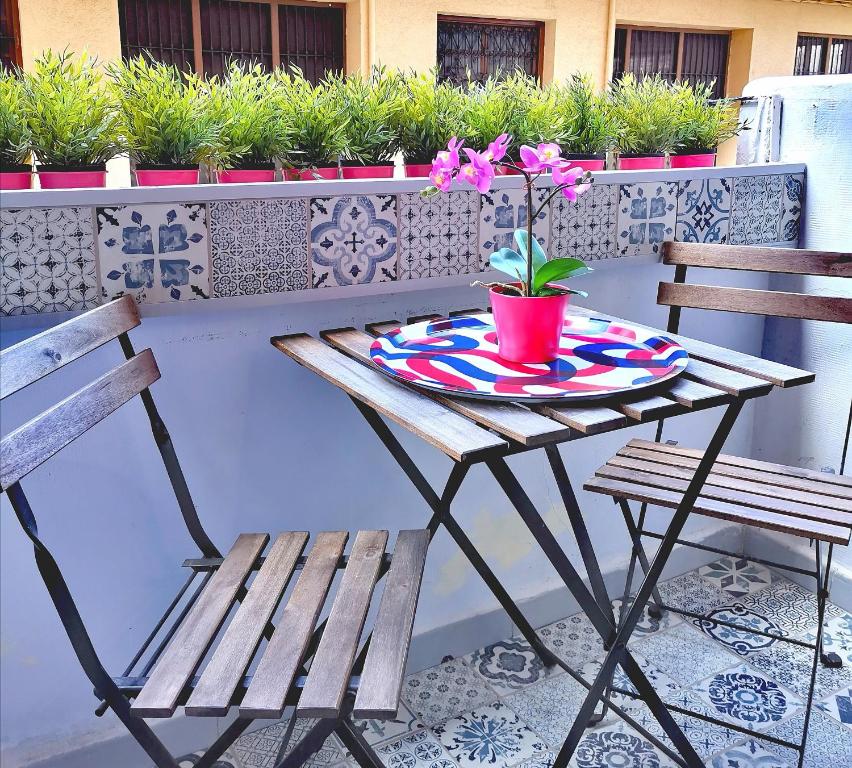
<box><xmin>795</xmin><ymin>34</ymin><xmax>827</xmax><ymax>75</ymax></box>
<box><xmin>0</xmin><ymin>0</ymin><xmax>21</xmax><ymax>70</ymax></box>
<box><xmin>200</xmin><ymin>0</ymin><xmax>273</xmax><ymax>76</ymax></box>
<box><xmin>279</xmin><ymin>3</ymin><xmax>344</xmax><ymax>83</ymax></box>
<box><xmin>118</xmin><ymin>0</ymin><xmax>195</xmax><ymax>72</ymax></box>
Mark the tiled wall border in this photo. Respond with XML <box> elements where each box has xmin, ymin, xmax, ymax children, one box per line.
<box><xmin>1</xmin><ymin>163</ymin><xmax>806</xmax><ymax>317</ymax></box>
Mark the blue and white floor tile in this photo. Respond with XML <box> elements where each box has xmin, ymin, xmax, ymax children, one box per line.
<box><xmin>656</xmin><ymin>570</ymin><xmax>730</xmax><ymax>617</ymax></box>
<box><xmin>356</xmin><ymin>701</ymin><xmax>423</xmax><ymax>745</ymax></box>
<box><xmin>177</xmin><ymin>750</ymin><xmax>243</xmax><ymax>767</ymax></box>
<box><xmin>816</xmin><ymin>685</ymin><xmax>852</xmax><ymax>730</ymax></box>
<box><xmin>569</xmin><ymin>720</ymin><xmax>678</xmax><ymax>768</ymax></box>
<box><xmin>747</xmin><ymin>639</ymin><xmax>852</xmax><ymax>700</ymax></box>
<box><xmin>611</xmin><ymin>598</ymin><xmax>683</xmax><ymax>638</ymax></box>
<box><xmin>708</xmin><ymin>738</ymin><xmax>790</xmax><ymax>768</ymax></box>
<box><xmin>403</xmin><ymin>658</ymin><xmax>498</xmax><ymax>726</ymax></box>
<box><xmin>698</xmin><ymin>558</ymin><xmax>773</xmax><ymax>599</ymax></box>
<box><xmin>464</xmin><ymin>637</ymin><xmax>562</xmax><ymax>696</ymax></box>
<box><xmin>537</xmin><ymin>613</ymin><xmax>604</xmax><ymax>668</ymax></box>
<box><xmin>233</xmin><ymin>718</ymin><xmax>348</xmax><ymax>768</ymax></box>
<box><xmin>741</xmin><ymin>578</ymin><xmax>846</xmax><ymax>639</ymax></box>
<box><xmin>692</xmin><ymin>603</ymin><xmax>789</xmax><ymax>658</ymax></box>
<box><xmin>375</xmin><ymin>729</ymin><xmax>457</xmax><ymax>768</ymax></box>
<box><xmin>766</xmin><ymin>711</ymin><xmax>852</xmax><ymax>768</ymax></box>
<box><xmin>503</xmin><ymin>672</ymin><xmax>588</xmax><ymax>748</ymax></box>
<box><xmin>579</xmin><ymin>651</ymin><xmax>680</xmax><ymax>706</ymax></box>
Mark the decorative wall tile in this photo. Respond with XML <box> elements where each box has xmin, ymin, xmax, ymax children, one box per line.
<box><xmin>479</xmin><ymin>186</ymin><xmax>550</xmax><ymax>270</ymax></box>
<box><xmin>502</xmin><ymin>674</ymin><xmax>588</xmax><ymax>749</ymax></box>
<box><xmin>616</xmin><ymin>182</ymin><xmax>677</xmax><ymax>257</ymax></box>
<box><xmin>464</xmin><ymin>637</ymin><xmax>560</xmax><ymax>696</ymax></box>
<box><xmin>692</xmin><ymin>603</ymin><xmax>788</xmax><ymax>657</ymax></box>
<box><xmin>709</xmin><ymin>738</ymin><xmax>790</xmax><ymax>768</ymax></box>
<box><xmin>779</xmin><ymin>173</ymin><xmax>804</xmax><ymax>242</ymax></box>
<box><xmin>675</xmin><ymin>178</ymin><xmax>732</xmax><ymax>244</ymax></box>
<box><xmin>432</xmin><ymin>701</ymin><xmax>547</xmax><ymax>768</ymax></box>
<box><xmin>632</xmin><ymin>623</ymin><xmax>738</xmax><ymax>686</ymax></box>
<box><xmin>209</xmin><ymin>198</ymin><xmax>308</xmax><ymax>297</ymax></box>
<box><xmin>310</xmin><ymin>195</ymin><xmax>397</xmax><ymax>287</ymax></box>
<box><xmin>699</xmin><ymin>558</ymin><xmax>772</xmax><ymax>599</ymax></box>
<box><xmin>730</xmin><ymin>175</ymin><xmax>783</xmax><ymax>245</ymax></box>
<box><xmin>376</xmin><ymin>729</ymin><xmax>456</xmax><ymax>768</ymax></box>
<box><xmin>96</xmin><ymin>204</ymin><xmax>209</xmax><ymax>303</ymax></box>
<box><xmin>1</xmin><ymin>207</ymin><xmax>98</xmax><ymax>315</ymax></box>
<box><xmin>403</xmin><ymin>658</ymin><xmax>497</xmax><ymax>726</ymax></box>
<box><xmin>399</xmin><ymin>191</ymin><xmax>479</xmax><ymax>278</ymax></box>
<box><xmin>551</xmin><ymin>184</ymin><xmax>617</xmax><ymax>260</ymax></box>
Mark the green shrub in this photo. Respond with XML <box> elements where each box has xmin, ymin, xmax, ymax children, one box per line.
<box><xmin>394</xmin><ymin>70</ymin><xmax>465</xmax><ymax>164</ymax></box>
<box><xmin>611</xmin><ymin>74</ymin><xmax>678</xmax><ymax>155</ymax></box>
<box><xmin>207</xmin><ymin>61</ymin><xmax>288</xmax><ymax>168</ymax></box>
<box><xmin>271</xmin><ymin>70</ymin><xmax>348</xmax><ymax>169</ymax></box>
<box><xmin>461</xmin><ymin>76</ymin><xmax>515</xmax><ymax>154</ymax></box>
<box><xmin>21</xmin><ymin>50</ymin><xmax>123</xmax><ymax>166</ymax></box>
<box><xmin>0</xmin><ymin>68</ymin><xmax>31</xmax><ymax>166</ymax></box>
<box><xmin>501</xmin><ymin>72</ymin><xmax>565</xmax><ymax>150</ymax></box>
<box><xmin>331</xmin><ymin>68</ymin><xmax>403</xmax><ymax>165</ymax></box>
<box><xmin>555</xmin><ymin>74</ymin><xmax>615</xmax><ymax>155</ymax></box>
<box><xmin>671</xmin><ymin>81</ymin><xmax>744</xmax><ymax>153</ymax></box>
<box><xmin>109</xmin><ymin>55</ymin><xmax>218</xmax><ymax>167</ymax></box>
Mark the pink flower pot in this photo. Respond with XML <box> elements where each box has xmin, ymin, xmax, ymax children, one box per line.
<box><xmin>0</xmin><ymin>166</ymin><xmax>32</xmax><ymax>190</ymax></box>
<box><xmin>38</xmin><ymin>166</ymin><xmax>107</xmax><ymax>189</ymax></box>
<box><xmin>135</xmin><ymin>167</ymin><xmax>199</xmax><ymax>186</ymax></box>
<box><xmin>563</xmin><ymin>154</ymin><xmax>606</xmax><ymax>172</ymax></box>
<box><xmin>669</xmin><ymin>151</ymin><xmax>717</xmax><ymax>169</ymax></box>
<box><xmin>297</xmin><ymin>167</ymin><xmax>339</xmax><ymax>180</ymax></box>
<box><xmin>490</xmin><ymin>284</ymin><xmax>570</xmax><ymax>364</ymax></box>
<box><xmin>617</xmin><ymin>155</ymin><xmax>666</xmax><ymax>170</ymax></box>
<box><xmin>218</xmin><ymin>168</ymin><xmax>276</xmax><ymax>183</ymax></box>
<box><xmin>405</xmin><ymin>164</ymin><xmax>433</xmax><ymax>177</ymax></box>
<box><xmin>341</xmin><ymin>165</ymin><xmax>395</xmax><ymax>179</ymax></box>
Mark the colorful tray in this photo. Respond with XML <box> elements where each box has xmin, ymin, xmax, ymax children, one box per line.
<box><xmin>369</xmin><ymin>313</ymin><xmax>689</xmax><ymax>402</ymax></box>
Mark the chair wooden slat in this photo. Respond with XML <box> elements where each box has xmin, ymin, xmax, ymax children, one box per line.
<box><xmin>583</xmin><ymin>476</ymin><xmax>850</xmax><ymax>545</ymax></box>
<box><xmin>0</xmin><ymin>349</ymin><xmax>160</xmax><ymax>490</ymax></box>
<box><xmin>184</xmin><ymin>532</ymin><xmax>309</xmax><ymax>717</ymax></box>
<box><xmin>663</xmin><ymin>243</ymin><xmax>852</xmax><ymax>277</ymax></box>
<box><xmin>271</xmin><ymin>334</ymin><xmax>507</xmax><ymax>461</ymax></box>
<box><xmin>532</xmin><ymin>403</ymin><xmax>629</xmax><ymax>435</ymax></box>
<box><xmin>297</xmin><ymin>530</ymin><xmax>388</xmax><ymax>718</ymax></box>
<box><xmin>353</xmin><ymin>530</ymin><xmax>429</xmax><ymax>719</ymax></box>
<box><xmin>681</xmin><ymin>359</ymin><xmax>773</xmax><ymax>398</ymax></box>
<box><xmin>565</xmin><ymin>305</ymin><xmax>815</xmax><ymax>388</ymax></box>
<box><xmin>664</xmin><ymin>378</ymin><xmax>732</xmax><ymax>408</ymax></box>
<box><xmin>0</xmin><ymin>296</ymin><xmax>140</xmax><ymax>399</ymax></box>
<box><xmin>322</xmin><ymin>328</ymin><xmax>572</xmax><ymax>446</ymax></box>
<box><xmin>240</xmin><ymin>531</ymin><xmax>348</xmax><ymax>719</ymax></box>
<box><xmin>131</xmin><ymin>533</ymin><xmax>269</xmax><ymax>717</ymax></box>
<box><xmin>658</xmin><ymin>283</ymin><xmax>852</xmax><ymax>324</ymax></box>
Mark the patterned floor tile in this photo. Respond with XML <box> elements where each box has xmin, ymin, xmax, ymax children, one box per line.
<box><xmin>356</xmin><ymin>701</ymin><xmax>423</xmax><ymax>745</ymax></box>
<box><xmin>729</xmin><ymin>175</ymin><xmax>783</xmax><ymax>245</ymax></box>
<box><xmin>692</xmin><ymin>603</ymin><xmax>789</xmax><ymax>658</ymax></box>
<box><xmin>779</xmin><ymin>174</ymin><xmax>804</xmax><ymax>243</ymax></box>
<box><xmin>632</xmin><ymin>623</ymin><xmax>740</xmax><ymax>686</ymax></box>
<box><xmin>816</xmin><ymin>685</ymin><xmax>852</xmax><ymax>730</ymax></box>
<box><xmin>512</xmin><ymin>751</ymin><xmax>554</xmax><ymax>768</ymax></box>
<box><xmin>1</xmin><ymin>206</ymin><xmax>98</xmax><ymax>315</ymax></box>
<box><xmin>740</xmin><ymin>578</ymin><xmax>830</xmax><ymax>639</ymax></box>
<box><xmin>766</xmin><ymin>710</ymin><xmax>852</xmax><ymax>768</ymax></box>
<box><xmin>801</xmin><ymin>612</ymin><xmax>852</xmax><ymax>664</ymax></box>
<box><xmin>210</xmin><ymin>198</ymin><xmax>308</xmax><ymax>296</ymax></box>
<box><xmin>399</xmin><ymin>191</ymin><xmax>479</xmax><ymax>278</ymax></box>
<box><xmin>569</xmin><ymin>720</ymin><xmax>678</xmax><ymax>768</ymax></box>
<box><xmin>537</xmin><ymin>613</ymin><xmax>606</xmax><ymax>668</ymax></box>
<box><xmin>178</xmin><ymin>750</ymin><xmax>244</xmax><ymax>767</ymax></box>
<box><xmin>502</xmin><ymin>673</ymin><xmax>589</xmax><ymax>749</ymax></box>
<box><xmin>463</xmin><ymin>637</ymin><xmax>561</xmax><ymax>696</ymax></box>
<box><xmin>96</xmin><ymin>203</ymin><xmax>210</xmax><ymax>303</ymax></box>
<box><xmin>708</xmin><ymin>738</ymin><xmax>791</xmax><ymax>768</ymax></box>
<box><xmin>433</xmin><ymin>700</ymin><xmax>547</xmax><ymax>768</ymax></box>
<box><xmin>579</xmin><ymin>651</ymin><xmax>681</xmax><ymax>705</ymax></box>
<box><xmin>699</xmin><ymin>558</ymin><xmax>773</xmax><ymax>599</ymax></box>
<box><xmin>747</xmin><ymin>639</ymin><xmax>852</xmax><ymax>700</ymax></box>
<box><xmin>688</xmin><ymin>663</ymin><xmax>804</xmax><ymax>734</ymax></box>
<box><xmin>480</xmin><ymin>186</ymin><xmax>551</xmax><ymax>270</ymax></box>
<box><xmin>657</xmin><ymin>570</ymin><xmax>730</xmax><ymax>617</ymax></box>
<box><xmin>675</xmin><ymin>178</ymin><xmax>732</xmax><ymax>244</ymax></box>
<box><xmin>551</xmin><ymin>184</ymin><xmax>617</xmax><ymax>260</ymax></box>
<box><xmin>375</xmin><ymin>728</ymin><xmax>456</xmax><ymax>768</ymax></box>
<box><xmin>616</xmin><ymin>182</ymin><xmax>677</xmax><ymax>257</ymax></box>
<box><xmin>234</xmin><ymin>718</ymin><xmax>349</xmax><ymax>768</ymax></box>
<box><xmin>612</xmin><ymin>598</ymin><xmax>683</xmax><ymax>638</ymax></box>
<box><xmin>310</xmin><ymin>195</ymin><xmax>398</xmax><ymax>287</ymax></box>
<box><xmin>403</xmin><ymin>658</ymin><xmax>498</xmax><ymax>726</ymax></box>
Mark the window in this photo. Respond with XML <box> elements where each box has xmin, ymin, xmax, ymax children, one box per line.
<box><xmin>613</xmin><ymin>26</ymin><xmax>730</xmax><ymax>99</ymax></box>
<box><xmin>437</xmin><ymin>15</ymin><xmax>543</xmax><ymax>85</ymax></box>
<box><xmin>794</xmin><ymin>33</ymin><xmax>852</xmax><ymax>75</ymax></box>
<box><xmin>0</xmin><ymin>0</ymin><xmax>21</xmax><ymax>70</ymax></box>
<box><xmin>118</xmin><ymin>0</ymin><xmax>345</xmax><ymax>81</ymax></box>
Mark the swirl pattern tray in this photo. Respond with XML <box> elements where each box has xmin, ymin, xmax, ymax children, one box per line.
<box><xmin>369</xmin><ymin>313</ymin><xmax>688</xmax><ymax>402</ymax></box>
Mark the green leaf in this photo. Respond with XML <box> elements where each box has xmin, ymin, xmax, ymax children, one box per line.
<box><xmin>537</xmin><ymin>286</ymin><xmax>589</xmax><ymax>298</ymax></box>
<box><xmin>513</xmin><ymin>229</ymin><xmax>547</xmax><ymax>272</ymax></box>
<box><xmin>489</xmin><ymin>247</ymin><xmax>527</xmax><ymax>280</ymax></box>
<box><xmin>532</xmin><ymin>257</ymin><xmax>592</xmax><ymax>295</ymax></box>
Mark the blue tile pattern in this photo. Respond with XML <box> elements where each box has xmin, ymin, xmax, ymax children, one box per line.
<box><xmin>779</xmin><ymin>174</ymin><xmax>804</xmax><ymax>243</ymax></box>
<box><xmin>675</xmin><ymin>178</ymin><xmax>731</xmax><ymax>244</ymax></box>
<box><xmin>730</xmin><ymin>175</ymin><xmax>784</xmax><ymax>245</ymax></box>
<box><xmin>616</xmin><ymin>182</ymin><xmax>677</xmax><ymax>257</ymax></box>
<box><xmin>479</xmin><ymin>186</ymin><xmax>550</xmax><ymax>270</ymax></box>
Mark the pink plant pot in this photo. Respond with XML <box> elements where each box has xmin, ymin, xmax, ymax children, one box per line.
<box><xmin>617</xmin><ymin>155</ymin><xmax>666</xmax><ymax>170</ymax></box>
<box><xmin>669</xmin><ymin>152</ymin><xmax>717</xmax><ymax>169</ymax></box>
<box><xmin>0</xmin><ymin>168</ymin><xmax>32</xmax><ymax>190</ymax></box>
<box><xmin>38</xmin><ymin>167</ymin><xmax>107</xmax><ymax>189</ymax></box>
<box><xmin>218</xmin><ymin>168</ymin><xmax>276</xmax><ymax>183</ymax></box>
<box><xmin>298</xmin><ymin>167</ymin><xmax>339</xmax><ymax>180</ymax></box>
<box><xmin>135</xmin><ymin>168</ymin><xmax>199</xmax><ymax>186</ymax></box>
<box><xmin>341</xmin><ymin>165</ymin><xmax>395</xmax><ymax>179</ymax></box>
<box><xmin>563</xmin><ymin>155</ymin><xmax>606</xmax><ymax>172</ymax></box>
<box><xmin>405</xmin><ymin>164</ymin><xmax>433</xmax><ymax>177</ymax></box>
<box><xmin>490</xmin><ymin>284</ymin><xmax>570</xmax><ymax>364</ymax></box>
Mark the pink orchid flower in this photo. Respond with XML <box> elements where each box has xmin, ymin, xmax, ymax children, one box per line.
<box><xmin>519</xmin><ymin>142</ymin><xmax>564</xmax><ymax>172</ymax></box>
<box><xmin>429</xmin><ymin>160</ymin><xmax>453</xmax><ymax>192</ymax></box>
<box><xmin>552</xmin><ymin>162</ymin><xmax>589</xmax><ymax>200</ymax></box>
<box><xmin>458</xmin><ymin>148</ymin><xmax>495</xmax><ymax>194</ymax></box>
<box><xmin>484</xmin><ymin>133</ymin><xmax>510</xmax><ymax>162</ymax></box>
<box><xmin>435</xmin><ymin>137</ymin><xmax>463</xmax><ymax>169</ymax></box>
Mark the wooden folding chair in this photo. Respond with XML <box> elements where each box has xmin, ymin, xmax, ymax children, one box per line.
<box><xmin>584</xmin><ymin>242</ymin><xmax>852</xmax><ymax>768</ymax></box>
<box><xmin>0</xmin><ymin>295</ymin><xmax>430</xmax><ymax>768</ymax></box>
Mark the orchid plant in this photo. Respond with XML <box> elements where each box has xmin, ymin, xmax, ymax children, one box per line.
<box><xmin>427</xmin><ymin>137</ymin><xmax>593</xmax><ymax>298</ymax></box>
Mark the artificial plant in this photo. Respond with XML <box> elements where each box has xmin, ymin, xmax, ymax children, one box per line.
<box><xmin>0</xmin><ymin>68</ymin><xmax>31</xmax><ymax>167</ymax></box>
<box><xmin>610</xmin><ymin>74</ymin><xmax>678</xmax><ymax>156</ymax></box>
<box><xmin>555</xmin><ymin>74</ymin><xmax>616</xmax><ymax>156</ymax></box>
<box><xmin>671</xmin><ymin>81</ymin><xmax>746</xmax><ymax>153</ymax></box>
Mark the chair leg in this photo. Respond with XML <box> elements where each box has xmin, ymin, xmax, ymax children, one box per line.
<box><xmin>817</xmin><ymin>542</ymin><xmax>842</xmax><ymax>669</ymax></box>
<box><xmin>335</xmin><ymin>718</ymin><xmax>386</xmax><ymax>768</ymax></box>
<box><xmin>618</xmin><ymin>499</ymin><xmax>665</xmax><ymax>619</ymax></box>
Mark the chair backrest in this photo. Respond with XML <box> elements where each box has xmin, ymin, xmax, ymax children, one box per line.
<box><xmin>658</xmin><ymin>243</ymin><xmax>852</xmax><ymax>332</ymax></box>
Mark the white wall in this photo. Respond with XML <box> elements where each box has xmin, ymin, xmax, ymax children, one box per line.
<box><xmin>0</xmin><ymin>258</ymin><xmax>769</xmax><ymax>766</ymax></box>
